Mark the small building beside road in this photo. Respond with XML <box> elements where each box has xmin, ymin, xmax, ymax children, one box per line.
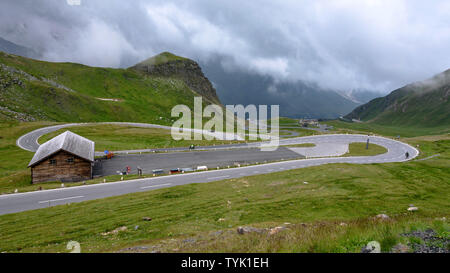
<box><xmin>28</xmin><ymin>131</ymin><xmax>95</xmax><ymax>184</ymax></box>
<box><xmin>299</xmin><ymin>119</ymin><xmax>319</xmax><ymax>127</ymax></box>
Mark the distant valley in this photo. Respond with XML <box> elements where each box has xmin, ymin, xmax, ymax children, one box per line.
<box><xmin>200</xmin><ymin>56</ymin><xmax>381</xmax><ymax>119</ymax></box>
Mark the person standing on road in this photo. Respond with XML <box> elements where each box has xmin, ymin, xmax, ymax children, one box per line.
<box><xmin>405</xmin><ymin>152</ymin><xmax>409</xmax><ymax>159</ymax></box>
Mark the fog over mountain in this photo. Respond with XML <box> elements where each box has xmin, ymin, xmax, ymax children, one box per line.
<box><xmin>200</xmin><ymin>55</ymin><xmax>365</xmax><ymax>118</ymax></box>
<box><xmin>0</xmin><ymin>37</ymin><xmax>40</xmax><ymax>59</ymax></box>
<box><xmin>1</xmin><ymin>0</ymin><xmax>449</xmax><ymax>116</ymax></box>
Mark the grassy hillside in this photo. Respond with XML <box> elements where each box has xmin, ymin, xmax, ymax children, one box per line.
<box><xmin>345</xmin><ymin>69</ymin><xmax>450</xmax><ymax>128</ymax></box>
<box><xmin>0</xmin><ymin>51</ymin><xmax>213</xmax><ymax>124</ymax></box>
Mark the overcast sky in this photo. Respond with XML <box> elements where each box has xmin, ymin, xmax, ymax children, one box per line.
<box><xmin>0</xmin><ymin>0</ymin><xmax>449</xmax><ymax>93</ymax></box>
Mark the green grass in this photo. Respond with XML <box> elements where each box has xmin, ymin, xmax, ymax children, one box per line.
<box><xmin>284</xmin><ymin>143</ymin><xmax>316</xmax><ymax>148</ymax></box>
<box><xmin>125</xmin><ymin>216</ymin><xmax>448</xmax><ymax>253</ymax></box>
<box><xmin>276</xmin><ymin>117</ymin><xmax>300</xmax><ymax>126</ymax></box>
<box><xmin>0</xmin><ymin>122</ymin><xmax>58</xmax><ymax>193</ymax></box>
<box><xmin>38</xmin><ymin>124</ymin><xmax>248</xmax><ymax>152</ymax></box>
<box><xmin>0</xmin><ymin>135</ymin><xmax>448</xmax><ymax>252</ymax></box>
<box><xmin>280</xmin><ymin>127</ymin><xmax>319</xmax><ymax>136</ymax></box>
<box><xmin>325</xmin><ymin>120</ymin><xmax>450</xmax><ymax>137</ymax></box>
<box><xmin>344</xmin><ymin>143</ymin><xmax>388</xmax><ymax>157</ymax></box>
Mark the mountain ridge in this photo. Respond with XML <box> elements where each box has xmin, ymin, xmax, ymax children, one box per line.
<box><xmin>130</xmin><ymin>52</ymin><xmax>221</xmax><ymax>105</ymax></box>
<box><xmin>345</xmin><ymin>69</ymin><xmax>450</xmax><ymax>127</ymax></box>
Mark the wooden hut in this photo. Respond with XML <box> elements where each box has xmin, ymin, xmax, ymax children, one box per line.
<box><xmin>28</xmin><ymin>131</ymin><xmax>95</xmax><ymax>184</ymax></box>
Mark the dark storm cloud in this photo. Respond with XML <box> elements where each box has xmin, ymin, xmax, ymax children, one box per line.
<box><xmin>0</xmin><ymin>0</ymin><xmax>449</xmax><ymax>93</ymax></box>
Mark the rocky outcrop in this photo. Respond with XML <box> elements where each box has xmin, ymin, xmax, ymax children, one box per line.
<box><xmin>130</xmin><ymin>52</ymin><xmax>221</xmax><ymax>105</ymax></box>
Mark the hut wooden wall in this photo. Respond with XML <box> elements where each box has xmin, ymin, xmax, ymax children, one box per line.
<box><xmin>31</xmin><ymin>151</ymin><xmax>92</xmax><ymax>184</ymax></box>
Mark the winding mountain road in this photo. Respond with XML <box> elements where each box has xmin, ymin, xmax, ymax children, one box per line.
<box><xmin>0</xmin><ymin>123</ymin><xmax>419</xmax><ymax>216</ymax></box>
<box><xmin>16</xmin><ymin>122</ymin><xmax>303</xmax><ymax>155</ymax></box>
<box><xmin>16</xmin><ymin>122</ymin><xmax>245</xmax><ymax>153</ymax></box>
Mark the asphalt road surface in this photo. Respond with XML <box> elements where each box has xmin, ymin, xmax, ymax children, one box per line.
<box><xmin>1</xmin><ymin>124</ymin><xmax>419</xmax><ymax>216</ymax></box>
<box><xmin>95</xmin><ymin>147</ymin><xmax>304</xmax><ymax>176</ymax></box>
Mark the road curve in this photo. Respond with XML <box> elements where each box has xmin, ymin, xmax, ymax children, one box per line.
<box><xmin>16</xmin><ymin>122</ymin><xmax>307</xmax><ymax>154</ymax></box>
<box><xmin>1</xmin><ymin>130</ymin><xmax>419</xmax><ymax>216</ymax></box>
<box><xmin>16</xmin><ymin>122</ymin><xmax>218</xmax><ymax>153</ymax></box>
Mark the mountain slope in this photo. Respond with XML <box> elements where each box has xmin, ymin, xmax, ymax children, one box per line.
<box><xmin>0</xmin><ymin>51</ymin><xmax>218</xmax><ymax>123</ymax></box>
<box><xmin>345</xmin><ymin>69</ymin><xmax>450</xmax><ymax>127</ymax></box>
<box><xmin>0</xmin><ymin>37</ymin><xmax>40</xmax><ymax>59</ymax></box>
<box><xmin>199</xmin><ymin>56</ymin><xmax>376</xmax><ymax>119</ymax></box>
<box><xmin>130</xmin><ymin>52</ymin><xmax>221</xmax><ymax>105</ymax></box>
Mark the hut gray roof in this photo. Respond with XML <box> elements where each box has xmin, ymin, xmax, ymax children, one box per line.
<box><xmin>28</xmin><ymin>131</ymin><xmax>95</xmax><ymax>167</ymax></box>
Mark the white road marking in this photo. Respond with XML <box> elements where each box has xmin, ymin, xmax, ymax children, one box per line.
<box><xmin>206</xmin><ymin>176</ymin><xmax>230</xmax><ymax>180</ymax></box>
<box><xmin>38</xmin><ymin>196</ymin><xmax>84</xmax><ymax>204</ymax></box>
<box><xmin>141</xmin><ymin>183</ymin><xmax>172</xmax><ymax>189</ymax></box>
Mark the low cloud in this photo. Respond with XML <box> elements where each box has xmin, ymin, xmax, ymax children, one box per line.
<box><xmin>0</xmin><ymin>0</ymin><xmax>449</xmax><ymax>93</ymax></box>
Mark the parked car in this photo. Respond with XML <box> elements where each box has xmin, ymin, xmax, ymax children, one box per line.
<box><xmin>152</xmin><ymin>169</ymin><xmax>164</xmax><ymax>175</ymax></box>
<box><xmin>181</xmin><ymin>168</ymin><xmax>195</xmax><ymax>173</ymax></box>
<box><xmin>170</xmin><ymin>168</ymin><xmax>182</xmax><ymax>174</ymax></box>
<box><xmin>196</xmin><ymin>166</ymin><xmax>208</xmax><ymax>171</ymax></box>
